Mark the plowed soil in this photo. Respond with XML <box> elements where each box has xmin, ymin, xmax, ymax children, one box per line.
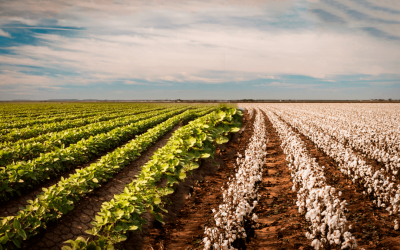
<box><xmin>141</xmin><ymin>109</ymin><xmax>313</xmax><ymax>250</ymax></box>
<box><xmin>246</xmin><ymin>111</ymin><xmax>311</xmax><ymax>250</ymax></box>
<box><xmin>140</xmin><ymin>109</ymin><xmax>255</xmax><ymax>250</ymax></box>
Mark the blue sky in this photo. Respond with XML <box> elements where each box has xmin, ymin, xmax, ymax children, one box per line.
<box><xmin>0</xmin><ymin>0</ymin><xmax>399</xmax><ymax>100</ymax></box>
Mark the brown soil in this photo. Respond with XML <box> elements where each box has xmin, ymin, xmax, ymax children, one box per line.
<box><xmin>140</xmin><ymin>109</ymin><xmax>313</xmax><ymax>250</ymax></box>
<box><xmin>138</xmin><ymin>109</ymin><xmax>255</xmax><ymax>250</ymax></box>
<box><xmin>21</xmin><ymin>125</ymin><xmax>182</xmax><ymax>250</ymax></box>
<box><xmin>246</xmin><ymin>110</ymin><xmax>312</xmax><ymax>250</ymax></box>
<box><xmin>274</xmin><ymin>112</ymin><xmax>400</xmax><ymax>250</ymax></box>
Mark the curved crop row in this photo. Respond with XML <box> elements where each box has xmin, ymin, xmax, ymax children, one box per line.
<box><xmin>270</xmin><ymin>107</ymin><xmax>400</xmax><ymax>231</ymax></box>
<box><xmin>0</xmin><ymin>107</ymin><xmax>165</xmax><ymax>142</ymax></box>
<box><xmin>0</xmin><ymin>107</ymin><xmax>189</xmax><ymax>201</ymax></box>
<box><xmin>0</xmin><ymin>107</ymin><xmax>215</xmax><ymax>249</ymax></box>
<box><xmin>62</xmin><ymin>107</ymin><xmax>242</xmax><ymax>250</ymax></box>
<box><xmin>0</xmin><ymin>104</ymin><xmax>149</xmax><ymax>121</ymax></box>
<box><xmin>273</xmin><ymin>106</ymin><xmax>400</xmax><ymax>178</ymax></box>
<box><xmin>0</xmin><ymin>108</ymin><xmax>112</xmax><ymax>124</ymax></box>
<box><xmin>0</xmin><ymin>107</ymin><xmax>146</xmax><ymax>130</ymax></box>
<box><xmin>0</xmin><ymin>107</ymin><xmax>176</xmax><ymax>166</ymax></box>
<box><xmin>262</xmin><ymin>107</ymin><xmax>357</xmax><ymax>250</ymax></box>
<box><xmin>203</xmin><ymin>108</ymin><xmax>266</xmax><ymax>250</ymax></box>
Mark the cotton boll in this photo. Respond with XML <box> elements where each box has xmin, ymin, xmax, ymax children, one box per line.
<box><xmin>311</xmin><ymin>239</ymin><xmax>322</xmax><ymax>250</ymax></box>
<box><xmin>252</xmin><ymin>213</ymin><xmax>258</xmax><ymax>222</ymax></box>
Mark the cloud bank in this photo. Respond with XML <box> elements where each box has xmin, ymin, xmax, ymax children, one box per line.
<box><xmin>0</xmin><ymin>0</ymin><xmax>399</xmax><ymax>100</ymax></box>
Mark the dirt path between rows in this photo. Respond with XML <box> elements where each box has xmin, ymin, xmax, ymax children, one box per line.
<box><xmin>246</xmin><ymin>110</ymin><xmax>312</xmax><ymax>250</ymax></box>
<box><xmin>22</xmin><ymin>125</ymin><xmax>183</xmax><ymax>250</ymax></box>
<box><xmin>274</xmin><ymin>112</ymin><xmax>400</xmax><ymax>250</ymax></box>
<box><xmin>138</xmin><ymin>109</ymin><xmax>255</xmax><ymax>250</ymax></box>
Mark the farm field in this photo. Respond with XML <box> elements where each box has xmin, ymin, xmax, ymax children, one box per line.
<box><xmin>1</xmin><ymin>102</ymin><xmax>400</xmax><ymax>250</ymax></box>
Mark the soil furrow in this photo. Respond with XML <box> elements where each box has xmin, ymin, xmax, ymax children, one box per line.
<box><xmin>246</xmin><ymin>109</ymin><xmax>311</xmax><ymax>250</ymax></box>
<box><xmin>139</xmin><ymin>109</ymin><xmax>255</xmax><ymax>250</ymax></box>
<box><xmin>274</xmin><ymin>112</ymin><xmax>400</xmax><ymax>250</ymax></box>
<box><xmin>22</xmin><ymin>125</ymin><xmax>182</xmax><ymax>250</ymax></box>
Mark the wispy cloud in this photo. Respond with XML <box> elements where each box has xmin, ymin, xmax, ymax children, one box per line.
<box><xmin>0</xmin><ymin>29</ymin><xmax>11</xmax><ymax>37</ymax></box>
<box><xmin>254</xmin><ymin>82</ymin><xmax>321</xmax><ymax>88</ymax></box>
<box><xmin>0</xmin><ymin>0</ymin><xmax>399</xmax><ymax>100</ymax></box>
<box><xmin>309</xmin><ymin>0</ymin><xmax>400</xmax><ymax>41</ymax></box>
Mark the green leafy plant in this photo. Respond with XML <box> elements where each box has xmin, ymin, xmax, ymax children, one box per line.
<box><xmin>64</xmin><ymin>107</ymin><xmax>242</xmax><ymax>249</ymax></box>
<box><xmin>0</xmin><ymin>106</ymin><xmax>215</xmax><ymax>249</ymax></box>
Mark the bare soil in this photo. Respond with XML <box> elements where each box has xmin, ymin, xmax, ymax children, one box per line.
<box><xmin>141</xmin><ymin>109</ymin><xmax>313</xmax><ymax>250</ymax></box>
<box><xmin>246</xmin><ymin>110</ymin><xmax>312</xmax><ymax>250</ymax></box>
<box><xmin>139</xmin><ymin>109</ymin><xmax>255</xmax><ymax>250</ymax></box>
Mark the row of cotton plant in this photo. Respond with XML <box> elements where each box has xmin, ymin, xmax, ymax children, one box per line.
<box><xmin>271</xmin><ymin>104</ymin><xmax>400</xmax><ymax>175</ymax></box>
<box><xmin>271</xmin><ymin>105</ymin><xmax>400</xmax><ymax>178</ymax></box>
<box><xmin>260</xmin><ymin>108</ymin><xmax>357</xmax><ymax>250</ymax></box>
<box><xmin>203</xmin><ymin>107</ymin><xmax>267</xmax><ymax>250</ymax></box>
<box><xmin>270</xmin><ymin>107</ymin><xmax>400</xmax><ymax>231</ymax></box>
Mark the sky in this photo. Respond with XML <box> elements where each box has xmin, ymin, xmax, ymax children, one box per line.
<box><xmin>0</xmin><ymin>0</ymin><xmax>399</xmax><ymax>100</ymax></box>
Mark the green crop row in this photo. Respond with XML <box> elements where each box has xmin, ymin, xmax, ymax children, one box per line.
<box><xmin>0</xmin><ymin>108</ymin><xmax>138</xmax><ymax>130</ymax></box>
<box><xmin>0</xmin><ymin>107</ymin><xmax>177</xmax><ymax>166</ymax></box>
<box><xmin>0</xmin><ymin>107</ymin><xmax>165</xmax><ymax>142</ymax></box>
<box><xmin>0</xmin><ymin>103</ymin><xmax>157</xmax><ymax>121</ymax></box>
<box><xmin>0</xmin><ymin>107</ymin><xmax>189</xmax><ymax>201</ymax></box>
<box><xmin>64</xmin><ymin>107</ymin><xmax>242</xmax><ymax>250</ymax></box>
<box><xmin>0</xmin><ymin>107</ymin><xmax>214</xmax><ymax>250</ymax></box>
<box><xmin>0</xmin><ymin>104</ymin><xmax>161</xmax><ymax>125</ymax></box>
<box><xmin>0</xmin><ymin>107</ymin><xmax>120</xmax><ymax>123</ymax></box>
<box><xmin>0</xmin><ymin>107</ymin><xmax>167</xmax><ymax>151</ymax></box>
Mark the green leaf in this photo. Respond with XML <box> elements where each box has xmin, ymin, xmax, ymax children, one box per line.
<box><xmin>115</xmin><ymin>210</ymin><xmax>124</xmax><ymax>219</ymax></box>
<box><xmin>18</xmin><ymin>229</ymin><xmax>27</xmax><ymax>240</ymax></box>
<box><xmin>154</xmin><ymin>213</ymin><xmax>164</xmax><ymax>224</ymax></box>
<box><xmin>128</xmin><ymin>225</ymin><xmax>138</xmax><ymax>231</ymax></box>
<box><xmin>0</xmin><ymin>235</ymin><xmax>8</xmax><ymax>245</ymax></box>
<box><xmin>154</xmin><ymin>197</ymin><xmax>161</xmax><ymax>205</ymax></box>
<box><xmin>216</xmin><ymin>136</ymin><xmax>229</xmax><ymax>145</ymax></box>
<box><xmin>92</xmin><ymin>178</ymin><xmax>99</xmax><ymax>183</ymax></box>
<box><xmin>13</xmin><ymin>219</ymin><xmax>21</xmax><ymax>230</ymax></box>
<box><xmin>12</xmin><ymin>238</ymin><xmax>21</xmax><ymax>248</ymax></box>
<box><xmin>179</xmin><ymin>171</ymin><xmax>186</xmax><ymax>180</ymax></box>
<box><xmin>185</xmin><ymin>137</ymin><xmax>196</xmax><ymax>147</ymax></box>
<box><xmin>95</xmin><ymin>216</ymin><xmax>103</xmax><ymax>224</ymax></box>
<box><xmin>87</xmin><ymin>242</ymin><xmax>98</xmax><ymax>250</ymax></box>
<box><xmin>201</xmin><ymin>153</ymin><xmax>210</xmax><ymax>158</ymax></box>
<box><xmin>230</xmin><ymin>127</ymin><xmax>240</xmax><ymax>132</ymax></box>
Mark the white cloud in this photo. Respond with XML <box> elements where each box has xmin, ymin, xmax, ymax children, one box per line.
<box><xmin>1</xmin><ymin>24</ymin><xmax>399</xmax><ymax>86</ymax></box>
<box><xmin>0</xmin><ymin>29</ymin><xmax>11</xmax><ymax>38</ymax></box>
<box><xmin>254</xmin><ymin>82</ymin><xmax>321</xmax><ymax>88</ymax></box>
<box><xmin>0</xmin><ymin>0</ymin><xmax>399</xmax><ymax>101</ymax></box>
<box><xmin>124</xmin><ymin>80</ymin><xmax>146</xmax><ymax>85</ymax></box>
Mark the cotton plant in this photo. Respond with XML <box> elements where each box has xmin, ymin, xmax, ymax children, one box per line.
<box><xmin>262</xmin><ymin>108</ymin><xmax>357</xmax><ymax>250</ymax></box>
<box><xmin>203</xmin><ymin>108</ymin><xmax>267</xmax><ymax>250</ymax></box>
<box><xmin>279</xmin><ymin>106</ymin><xmax>400</xmax><ymax>178</ymax></box>
<box><xmin>270</xmin><ymin>106</ymin><xmax>400</xmax><ymax>230</ymax></box>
